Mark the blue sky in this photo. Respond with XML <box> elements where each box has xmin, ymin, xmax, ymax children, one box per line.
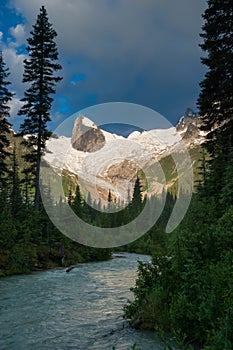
<box><xmin>0</xmin><ymin>0</ymin><xmax>207</xmax><ymax>131</ymax></box>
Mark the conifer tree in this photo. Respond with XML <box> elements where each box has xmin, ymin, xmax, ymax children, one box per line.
<box><xmin>21</xmin><ymin>168</ymin><xmax>33</xmax><ymax>208</ymax></box>
<box><xmin>196</xmin><ymin>149</ymin><xmax>208</xmax><ymax>189</ymax></box>
<box><xmin>72</xmin><ymin>183</ymin><xmax>83</xmax><ymax>218</ymax></box>
<box><xmin>0</xmin><ymin>51</ymin><xmax>13</xmax><ymax>181</ymax></box>
<box><xmin>132</xmin><ymin>176</ymin><xmax>143</xmax><ymax>206</ymax></box>
<box><xmin>107</xmin><ymin>189</ymin><xmax>112</xmax><ymax>203</ymax></box>
<box><xmin>197</xmin><ymin>1</ymin><xmax>233</xmax><ymax>205</ymax></box>
<box><xmin>18</xmin><ymin>6</ymin><xmax>62</xmax><ymax>210</ymax></box>
<box><xmin>220</xmin><ymin>148</ymin><xmax>233</xmax><ymax>206</ymax></box>
<box><xmin>197</xmin><ymin>0</ymin><xmax>233</xmax><ymax>156</ymax></box>
<box><xmin>129</xmin><ymin>176</ymin><xmax>143</xmax><ymax>217</ymax></box>
<box><xmin>9</xmin><ymin>143</ymin><xmax>23</xmax><ymax>219</ymax></box>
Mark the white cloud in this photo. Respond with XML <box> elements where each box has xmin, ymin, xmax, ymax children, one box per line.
<box><xmin>9</xmin><ymin>0</ymin><xmax>206</xmax><ymax>62</ymax></box>
<box><xmin>8</xmin><ymin>96</ymin><xmax>24</xmax><ymax>118</ymax></box>
<box><xmin>0</xmin><ymin>32</ymin><xmax>3</xmax><ymax>41</ymax></box>
<box><xmin>10</xmin><ymin>24</ymin><xmax>26</xmax><ymax>47</ymax></box>
<box><xmin>1</xmin><ymin>23</ymin><xmax>27</xmax><ymax>94</ymax></box>
<box><xmin>2</xmin><ymin>47</ymin><xmax>26</xmax><ymax>94</ymax></box>
<box><xmin>8</xmin><ymin>0</ymin><xmax>207</xmax><ymax>125</ymax></box>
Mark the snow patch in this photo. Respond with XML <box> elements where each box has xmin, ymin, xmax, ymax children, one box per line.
<box><xmin>81</xmin><ymin>115</ymin><xmax>97</xmax><ymax>129</ymax></box>
<box><xmin>128</xmin><ymin>130</ymin><xmax>141</xmax><ymax>139</ymax></box>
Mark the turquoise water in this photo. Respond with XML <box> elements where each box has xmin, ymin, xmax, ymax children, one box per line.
<box><xmin>0</xmin><ymin>253</ymin><xmax>164</xmax><ymax>349</ymax></box>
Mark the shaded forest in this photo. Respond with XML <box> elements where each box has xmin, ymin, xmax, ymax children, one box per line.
<box><xmin>124</xmin><ymin>1</ymin><xmax>233</xmax><ymax>349</ymax></box>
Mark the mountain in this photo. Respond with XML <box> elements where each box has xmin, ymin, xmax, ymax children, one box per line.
<box><xmin>71</xmin><ymin>116</ymin><xmax>105</xmax><ymax>152</ymax></box>
<box><xmin>176</xmin><ymin>108</ymin><xmax>205</xmax><ymax>143</ymax></box>
<box><xmin>44</xmin><ymin>109</ymin><xmax>205</xmax><ymax>202</ymax></box>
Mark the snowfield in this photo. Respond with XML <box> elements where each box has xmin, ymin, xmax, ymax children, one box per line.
<box><xmin>43</xmin><ymin>115</ymin><xmax>200</xmax><ymax>200</ymax></box>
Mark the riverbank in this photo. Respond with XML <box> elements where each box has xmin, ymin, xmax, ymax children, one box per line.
<box><xmin>0</xmin><ymin>240</ymin><xmax>112</xmax><ymax>277</ymax></box>
<box><xmin>0</xmin><ymin>234</ymin><xmax>154</xmax><ymax>278</ymax></box>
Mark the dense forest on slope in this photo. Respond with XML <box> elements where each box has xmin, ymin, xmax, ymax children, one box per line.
<box><xmin>124</xmin><ymin>1</ymin><xmax>233</xmax><ymax>349</ymax></box>
<box><xmin>0</xmin><ymin>117</ymin><xmax>181</xmax><ymax>276</ymax></box>
<box><xmin>0</xmin><ymin>130</ymin><xmax>114</xmax><ymax>276</ymax></box>
<box><xmin>1</xmin><ymin>3</ymin><xmax>232</xmax><ymax>348</ymax></box>
<box><xmin>0</xmin><ymin>125</ymin><xmax>180</xmax><ymax>276</ymax></box>
<box><xmin>0</xmin><ymin>5</ymin><xmax>206</xmax><ymax>278</ymax></box>
<box><xmin>0</xmin><ymin>7</ymin><xmax>113</xmax><ymax>276</ymax></box>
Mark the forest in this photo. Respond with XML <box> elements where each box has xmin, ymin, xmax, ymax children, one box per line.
<box><xmin>0</xmin><ymin>5</ymin><xmax>182</xmax><ymax>276</ymax></box>
<box><xmin>0</xmin><ymin>1</ymin><xmax>233</xmax><ymax>349</ymax></box>
<box><xmin>124</xmin><ymin>1</ymin><xmax>233</xmax><ymax>349</ymax></box>
<box><xmin>0</xmin><ymin>6</ymin><xmax>113</xmax><ymax>276</ymax></box>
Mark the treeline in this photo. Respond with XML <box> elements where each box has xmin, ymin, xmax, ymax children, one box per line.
<box><xmin>0</xmin><ymin>7</ymin><xmax>113</xmax><ymax>276</ymax></box>
<box><xmin>0</xmin><ymin>141</ymin><xmax>113</xmax><ymax>276</ymax></box>
<box><xmin>0</xmin><ymin>3</ymin><xmax>176</xmax><ymax>275</ymax></box>
<box><xmin>124</xmin><ymin>1</ymin><xmax>233</xmax><ymax>349</ymax></box>
<box><xmin>65</xmin><ymin>174</ymin><xmax>178</xmax><ymax>255</ymax></box>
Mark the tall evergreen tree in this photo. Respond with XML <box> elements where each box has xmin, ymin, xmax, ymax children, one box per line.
<box><xmin>132</xmin><ymin>176</ymin><xmax>143</xmax><ymax>206</ymax></box>
<box><xmin>72</xmin><ymin>183</ymin><xmax>83</xmax><ymax>218</ymax></box>
<box><xmin>18</xmin><ymin>6</ymin><xmax>62</xmax><ymax>210</ymax></box>
<box><xmin>107</xmin><ymin>189</ymin><xmax>113</xmax><ymax>203</ymax></box>
<box><xmin>0</xmin><ymin>51</ymin><xmax>13</xmax><ymax>181</ymax></box>
<box><xmin>197</xmin><ymin>0</ymin><xmax>233</xmax><ymax>156</ymax></box>
<box><xmin>9</xmin><ymin>143</ymin><xmax>23</xmax><ymax>219</ymax></box>
<box><xmin>129</xmin><ymin>176</ymin><xmax>143</xmax><ymax>217</ymax></box>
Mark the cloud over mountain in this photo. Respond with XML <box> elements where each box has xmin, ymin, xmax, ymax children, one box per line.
<box><xmin>5</xmin><ymin>0</ymin><xmax>207</xmax><ymax>128</ymax></box>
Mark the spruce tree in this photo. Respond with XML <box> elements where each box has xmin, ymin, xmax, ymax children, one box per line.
<box><xmin>197</xmin><ymin>0</ymin><xmax>233</xmax><ymax>156</ymax></box>
<box><xmin>220</xmin><ymin>147</ymin><xmax>233</xmax><ymax>206</ymax></box>
<box><xmin>0</xmin><ymin>51</ymin><xmax>13</xmax><ymax>180</ymax></box>
<box><xmin>72</xmin><ymin>183</ymin><xmax>83</xmax><ymax>218</ymax></box>
<box><xmin>9</xmin><ymin>143</ymin><xmax>23</xmax><ymax>219</ymax></box>
<box><xmin>107</xmin><ymin>189</ymin><xmax>112</xmax><ymax>203</ymax></box>
<box><xmin>18</xmin><ymin>6</ymin><xmax>62</xmax><ymax>210</ymax></box>
<box><xmin>129</xmin><ymin>176</ymin><xmax>143</xmax><ymax>217</ymax></box>
<box><xmin>132</xmin><ymin>176</ymin><xmax>143</xmax><ymax>206</ymax></box>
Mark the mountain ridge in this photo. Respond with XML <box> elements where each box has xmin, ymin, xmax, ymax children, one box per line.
<box><xmin>43</xmin><ymin>109</ymin><xmax>205</xmax><ymax>203</ymax></box>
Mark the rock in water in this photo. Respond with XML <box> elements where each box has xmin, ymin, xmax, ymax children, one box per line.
<box><xmin>71</xmin><ymin>115</ymin><xmax>105</xmax><ymax>152</ymax></box>
<box><xmin>66</xmin><ymin>265</ymin><xmax>78</xmax><ymax>272</ymax></box>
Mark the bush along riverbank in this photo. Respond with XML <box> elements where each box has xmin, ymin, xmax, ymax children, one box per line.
<box><xmin>0</xmin><ymin>241</ymin><xmax>112</xmax><ymax>277</ymax></box>
<box><xmin>0</xmin><ymin>240</ymin><xmax>112</xmax><ymax>278</ymax></box>
<box><xmin>124</xmin><ymin>1</ymin><xmax>233</xmax><ymax>348</ymax></box>
<box><xmin>123</xmin><ymin>197</ymin><xmax>233</xmax><ymax>350</ymax></box>
<box><xmin>0</xmin><ymin>203</ymin><xmax>112</xmax><ymax>277</ymax></box>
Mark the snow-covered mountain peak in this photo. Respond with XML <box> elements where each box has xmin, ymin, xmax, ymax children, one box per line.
<box><xmin>44</xmin><ymin>112</ymin><xmax>205</xmax><ymax>202</ymax></box>
<box><xmin>71</xmin><ymin>114</ymin><xmax>105</xmax><ymax>153</ymax></box>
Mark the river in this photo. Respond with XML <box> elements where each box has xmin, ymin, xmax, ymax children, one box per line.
<box><xmin>0</xmin><ymin>253</ymin><xmax>165</xmax><ymax>350</ymax></box>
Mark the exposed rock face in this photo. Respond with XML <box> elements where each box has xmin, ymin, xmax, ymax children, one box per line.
<box><xmin>71</xmin><ymin>115</ymin><xmax>105</xmax><ymax>152</ymax></box>
<box><xmin>182</xmin><ymin>123</ymin><xmax>200</xmax><ymax>140</ymax></box>
<box><xmin>105</xmin><ymin>159</ymin><xmax>139</xmax><ymax>185</ymax></box>
<box><xmin>97</xmin><ymin>159</ymin><xmax>149</xmax><ymax>201</ymax></box>
<box><xmin>176</xmin><ymin>108</ymin><xmax>203</xmax><ymax>141</ymax></box>
<box><xmin>184</xmin><ymin>107</ymin><xmax>197</xmax><ymax>118</ymax></box>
